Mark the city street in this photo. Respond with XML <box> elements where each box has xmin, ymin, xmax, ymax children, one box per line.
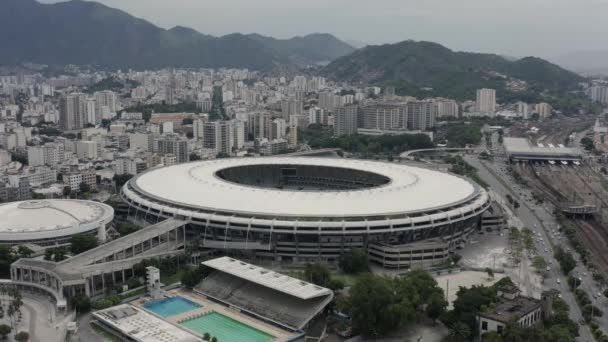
<box><xmin>465</xmin><ymin>153</ymin><xmax>596</xmax><ymax>341</ymax></box>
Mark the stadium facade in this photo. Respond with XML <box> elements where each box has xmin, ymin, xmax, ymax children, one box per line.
<box><xmin>121</xmin><ymin>157</ymin><xmax>491</xmax><ymax>269</ymax></box>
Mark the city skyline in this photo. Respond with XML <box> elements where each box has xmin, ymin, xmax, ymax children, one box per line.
<box><xmin>39</xmin><ymin>0</ymin><xmax>608</xmax><ymax>59</ymax></box>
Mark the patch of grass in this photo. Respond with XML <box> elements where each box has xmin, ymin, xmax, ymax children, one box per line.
<box><xmin>161</xmin><ymin>270</ymin><xmax>186</xmax><ymax>286</ymax></box>
<box><xmin>329</xmin><ymin>273</ymin><xmax>359</xmax><ymax>287</ymax></box>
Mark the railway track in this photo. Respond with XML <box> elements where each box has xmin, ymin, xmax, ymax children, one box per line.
<box><xmin>575</xmin><ymin>220</ymin><xmax>608</xmax><ymax>275</ymax></box>
<box><xmin>518</xmin><ymin>163</ymin><xmax>608</xmax><ymax>274</ymax></box>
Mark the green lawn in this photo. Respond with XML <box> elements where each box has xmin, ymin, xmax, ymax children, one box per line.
<box><xmin>161</xmin><ymin>270</ymin><xmax>186</xmax><ymax>285</ymax></box>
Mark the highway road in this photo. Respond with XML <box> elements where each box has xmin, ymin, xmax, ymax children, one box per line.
<box><xmin>465</xmin><ymin>153</ymin><xmax>595</xmax><ymax>342</ymax></box>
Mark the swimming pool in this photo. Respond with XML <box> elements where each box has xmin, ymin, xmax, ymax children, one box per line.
<box><xmin>180</xmin><ymin>312</ymin><xmax>274</xmax><ymax>342</ymax></box>
<box><xmin>143</xmin><ymin>296</ymin><xmax>202</xmax><ymax>318</ymax></box>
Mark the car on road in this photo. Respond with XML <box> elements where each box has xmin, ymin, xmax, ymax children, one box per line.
<box><xmin>557</xmin><ymin>279</ymin><xmax>561</xmax><ymax>284</ymax></box>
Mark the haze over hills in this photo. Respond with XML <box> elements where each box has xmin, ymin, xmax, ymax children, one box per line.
<box><xmin>322</xmin><ymin>40</ymin><xmax>584</xmax><ymax>100</ymax></box>
<box><xmin>552</xmin><ymin>50</ymin><xmax>608</xmax><ymax>75</ymax></box>
<box><xmin>0</xmin><ymin>0</ymin><xmax>355</xmax><ymax>70</ymax></box>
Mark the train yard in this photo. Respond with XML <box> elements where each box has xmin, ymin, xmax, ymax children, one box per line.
<box><xmin>512</xmin><ymin>161</ymin><xmax>608</xmax><ymax>275</ymax></box>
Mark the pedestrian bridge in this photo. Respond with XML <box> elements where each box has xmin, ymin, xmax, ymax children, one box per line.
<box><xmin>11</xmin><ymin>218</ymin><xmax>187</xmax><ymax>308</ymax></box>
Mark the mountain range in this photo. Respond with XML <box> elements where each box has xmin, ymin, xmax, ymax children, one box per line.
<box><xmin>322</xmin><ymin>40</ymin><xmax>584</xmax><ymax>100</ymax></box>
<box><xmin>0</xmin><ymin>0</ymin><xmax>356</xmax><ymax>70</ymax></box>
<box><xmin>0</xmin><ymin>0</ymin><xmax>588</xmax><ymax>97</ymax></box>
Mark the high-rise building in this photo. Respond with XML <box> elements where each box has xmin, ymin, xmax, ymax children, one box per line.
<box><xmin>280</xmin><ymin>98</ymin><xmax>303</xmax><ymax>120</ymax></box>
<box><xmin>535</xmin><ymin>102</ymin><xmax>553</xmax><ymax>118</ymax></box>
<box><xmin>193</xmin><ymin>116</ymin><xmax>209</xmax><ymax>140</ymax></box>
<box><xmin>434</xmin><ymin>99</ymin><xmax>459</xmax><ymax>118</ymax></box>
<box><xmin>203</xmin><ymin>121</ymin><xmax>236</xmax><ymax>155</ymax></box>
<box><xmin>288</xmin><ymin>116</ymin><xmax>298</xmax><ymax>146</ymax></box>
<box><xmin>309</xmin><ymin>107</ymin><xmax>327</xmax><ymax>125</ymax></box>
<box><xmin>516</xmin><ymin>102</ymin><xmax>530</xmax><ymax>120</ymax></box>
<box><xmin>334</xmin><ymin>105</ymin><xmax>359</xmax><ymax>136</ymax></box>
<box><xmin>155</xmin><ymin>134</ymin><xmax>189</xmax><ymax>164</ymax></box>
<box><xmin>476</xmin><ymin>88</ymin><xmax>496</xmax><ymax>115</ymax></box>
<box><xmin>358</xmin><ymin>105</ymin><xmax>402</xmax><ymax>130</ymax></box>
<box><xmin>129</xmin><ymin>132</ymin><xmax>155</xmax><ymax>152</ymax></box>
<box><xmin>85</xmin><ymin>98</ymin><xmax>97</xmax><ymax>125</ymax></box>
<box><xmin>75</xmin><ymin>140</ymin><xmax>99</xmax><ymax>160</ymax></box>
<box><xmin>94</xmin><ymin>90</ymin><xmax>118</xmax><ymax>113</ymax></box>
<box><xmin>589</xmin><ymin>86</ymin><xmax>608</xmax><ymax>104</ymax></box>
<box><xmin>247</xmin><ymin>112</ymin><xmax>272</xmax><ymax>140</ymax></box>
<box><xmin>59</xmin><ymin>93</ymin><xmax>87</xmax><ymax>130</ymax></box>
<box><xmin>407</xmin><ymin>101</ymin><xmax>435</xmax><ymax>130</ymax></box>
<box><xmin>27</xmin><ymin>143</ymin><xmax>65</xmax><ymax>167</ymax></box>
<box><xmin>271</xmin><ymin>118</ymin><xmax>287</xmax><ymax>140</ymax></box>
<box><xmin>318</xmin><ymin>91</ymin><xmax>342</xmax><ymax>111</ymax></box>
<box><xmin>293</xmin><ymin>75</ymin><xmax>307</xmax><ymax>91</ymax></box>
<box><xmin>384</xmin><ymin>86</ymin><xmax>396</xmax><ymax>97</ymax></box>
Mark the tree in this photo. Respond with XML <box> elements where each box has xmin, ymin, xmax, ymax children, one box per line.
<box><xmin>554</xmin><ymin>247</ymin><xmax>576</xmax><ymax>275</ymax></box>
<box><xmin>203</xmin><ymin>332</ymin><xmax>210</xmax><ymax>341</ymax></box>
<box><xmin>14</xmin><ymin>331</ymin><xmax>29</xmax><ymax>342</ymax></box>
<box><xmin>303</xmin><ymin>263</ymin><xmax>331</xmax><ymax>287</ymax></box>
<box><xmin>70</xmin><ymin>234</ymin><xmax>98</xmax><ymax>255</ymax></box>
<box><xmin>210</xmin><ymin>337</ymin><xmax>218</xmax><ymax>342</ymax></box>
<box><xmin>482</xmin><ymin>331</ymin><xmax>504</xmax><ymax>342</ymax></box>
<box><xmin>72</xmin><ymin>296</ymin><xmax>91</xmax><ymax>314</ymax></box>
<box><xmin>62</xmin><ymin>186</ymin><xmax>71</xmax><ymax>198</ymax></box>
<box><xmin>210</xmin><ymin>86</ymin><xmax>226</xmax><ymax>120</ymax></box>
<box><xmin>189</xmin><ymin>153</ymin><xmax>201</xmax><ymax>161</ymax></box>
<box><xmin>0</xmin><ymin>324</ymin><xmax>10</xmax><ymax>339</ymax></box>
<box><xmin>79</xmin><ymin>182</ymin><xmax>91</xmax><ymax>193</ymax></box>
<box><xmin>116</xmin><ymin>223</ymin><xmax>140</xmax><ymax>236</ymax></box>
<box><xmin>327</xmin><ymin>278</ymin><xmax>345</xmax><ymax>291</ymax></box>
<box><xmin>339</xmin><ymin>248</ymin><xmax>369</xmax><ymax>274</ymax></box>
<box><xmin>113</xmin><ymin>174</ymin><xmax>133</xmax><ymax>187</ymax></box>
<box><xmin>485</xmin><ymin>267</ymin><xmax>495</xmax><ymax>279</ymax></box>
<box><xmin>427</xmin><ymin>292</ymin><xmax>447</xmax><ymax>323</ymax></box>
<box><xmin>450</xmin><ymin>285</ymin><xmax>497</xmax><ymax>335</ymax></box>
<box><xmin>532</xmin><ymin>256</ymin><xmax>547</xmax><ymax>272</ymax></box>
<box><xmin>16</xmin><ymin>246</ymin><xmax>33</xmax><ymax>259</ymax></box>
<box><xmin>447</xmin><ymin>322</ymin><xmax>471</xmax><ymax>342</ymax></box>
<box><xmin>344</xmin><ymin>274</ymin><xmax>418</xmax><ymax>337</ymax></box>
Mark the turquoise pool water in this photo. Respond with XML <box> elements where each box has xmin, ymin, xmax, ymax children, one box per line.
<box><xmin>143</xmin><ymin>296</ymin><xmax>201</xmax><ymax>317</ymax></box>
<box><xmin>180</xmin><ymin>312</ymin><xmax>274</xmax><ymax>342</ymax></box>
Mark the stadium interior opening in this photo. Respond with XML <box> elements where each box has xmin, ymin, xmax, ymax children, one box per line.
<box><xmin>215</xmin><ymin>164</ymin><xmax>391</xmax><ymax>191</ymax></box>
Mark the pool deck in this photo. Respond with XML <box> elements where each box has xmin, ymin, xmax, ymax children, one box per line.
<box><xmin>132</xmin><ymin>289</ymin><xmax>296</xmax><ymax>342</ymax></box>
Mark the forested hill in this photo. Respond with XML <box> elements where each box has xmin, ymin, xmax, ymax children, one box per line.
<box><xmin>322</xmin><ymin>40</ymin><xmax>584</xmax><ymax>101</ymax></box>
<box><xmin>0</xmin><ymin>0</ymin><xmax>354</xmax><ymax>70</ymax></box>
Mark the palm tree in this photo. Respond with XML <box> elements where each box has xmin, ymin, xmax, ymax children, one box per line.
<box><xmin>447</xmin><ymin>322</ymin><xmax>471</xmax><ymax>342</ymax></box>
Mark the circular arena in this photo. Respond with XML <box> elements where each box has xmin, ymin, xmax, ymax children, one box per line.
<box><xmin>121</xmin><ymin>157</ymin><xmax>491</xmax><ymax>268</ymax></box>
<box><xmin>0</xmin><ymin>199</ymin><xmax>114</xmax><ymax>246</ymax></box>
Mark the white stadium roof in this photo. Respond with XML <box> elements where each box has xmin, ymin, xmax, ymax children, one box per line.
<box><xmin>0</xmin><ymin>200</ymin><xmax>114</xmax><ymax>241</ymax></box>
<box><xmin>132</xmin><ymin>157</ymin><xmax>478</xmax><ymax>217</ymax></box>
<box><xmin>203</xmin><ymin>257</ymin><xmax>332</xmax><ymax>300</ymax></box>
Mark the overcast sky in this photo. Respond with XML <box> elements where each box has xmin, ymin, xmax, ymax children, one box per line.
<box><xmin>41</xmin><ymin>0</ymin><xmax>608</xmax><ymax>58</ymax></box>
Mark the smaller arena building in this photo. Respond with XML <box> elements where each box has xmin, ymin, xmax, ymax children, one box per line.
<box><xmin>0</xmin><ymin>199</ymin><xmax>113</xmax><ymax>246</ymax></box>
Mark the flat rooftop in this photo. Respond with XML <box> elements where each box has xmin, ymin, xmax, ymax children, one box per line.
<box><xmin>478</xmin><ymin>296</ymin><xmax>541</xmax><ymax>323</ymax></box>
<box><xmin>504</xmin><ymin>137</ymin><xmax>582</xmax><ymax>160</ymax></box>
<box><xmin>203</xmin><ymin>256</ymin><xmax>332</xmax><ymax>300</ymax></box>
<box><xmin>93</xmin><ymin>304</ymin><xmax>199</xmax><ymax>342</ymax></box>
